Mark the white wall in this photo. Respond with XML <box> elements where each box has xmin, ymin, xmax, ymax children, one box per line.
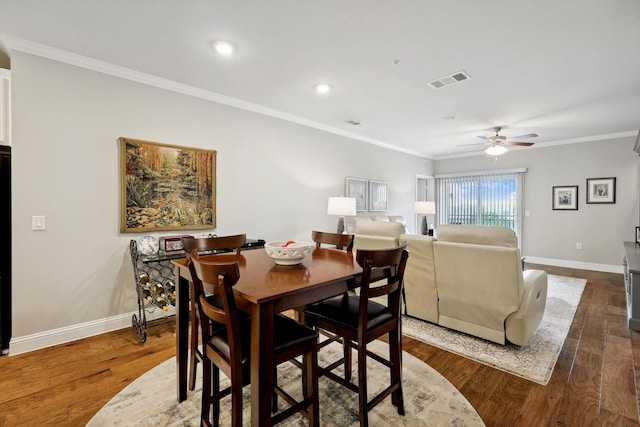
<box><xmin>10</xmin><ymin>52</ymin><xmax>432</xmax><ymax>353</ymax></box>
<box><xmin>435</xmin><ymin>137</ymin><xmax>638</xmax><ymax>271</ymax></box>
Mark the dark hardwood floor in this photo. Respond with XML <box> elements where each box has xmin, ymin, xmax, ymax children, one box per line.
<box><xmin>0</xmin><ymin>264</ymin><xmax>637</xmax><ymax>426</ymax></box>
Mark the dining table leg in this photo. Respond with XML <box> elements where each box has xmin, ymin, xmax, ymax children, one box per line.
<box><xmin>175</xmin><ymin>268</ymin><xmax>189</xmax><ymax>402</ymax></box>
<box><xmin>250</xmin><ymin>301</ymin><xmax>275</xmax><ymax>426</ymax></box>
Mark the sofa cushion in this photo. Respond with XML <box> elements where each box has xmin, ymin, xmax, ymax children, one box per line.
<box><xmin>353</xmin><ymin>220</ymin><xmax>405</xmax><ymax>253</ymax></box>
<box><xmin>436</xmin><ymin>224</ymin><xmax>517</xmax><ymax>248</ymax></box>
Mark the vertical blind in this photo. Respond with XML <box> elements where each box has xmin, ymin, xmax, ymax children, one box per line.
<box><xmin>435</xmin><ymin>168</ymin><xmax>526</xmax><ymax>241</ymax></box>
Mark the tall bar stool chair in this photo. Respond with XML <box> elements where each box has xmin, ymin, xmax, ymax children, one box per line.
<box><xmin>181</xmin><ymin>234</ymin><xmax>246</xmax><ymax>391</ymax></box>
<box><xmin>308</xmin><ymin>230</ymin><xmax>354</xmax><ymax>377</ymax></box>
<box><xmin>189</xmin><ymin>253</ymin><xmax>320</xmax><ymax>427</ymax></box>
<box><xmin>301</xmin><ymin>244</ymin><xmax>409</xmax><ymax>427</ymax></box>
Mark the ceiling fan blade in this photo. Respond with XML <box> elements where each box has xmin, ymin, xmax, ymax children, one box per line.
<box><xmin>457</xmin><ymin>142</ymin><xmax>487</xmax><ymax>147</ymax></box>
<box><xmin>476</xmin><ymin>135</ymin><xmax>490</xmax><ymax>140</ymax></box>
<box><xmin>506</xmin><ymin>141</ymin><xmax>535</xmax><ymax>146</ymax></box>
<box><xmin>509</xmin><ymin>133</ymin><xmax>538</xmax><ymax>139</ymax></box>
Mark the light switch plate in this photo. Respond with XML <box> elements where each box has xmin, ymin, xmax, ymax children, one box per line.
<box><xmin>32</xmin><ymin>215</ymin><xmax>46</xmax><ymax>231</ymax></box>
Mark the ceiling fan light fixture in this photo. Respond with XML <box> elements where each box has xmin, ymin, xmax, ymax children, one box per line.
<box><xmin>211</xmin><ymin>40</ymin><xmax>237</xmax><ymax>56</ymax></box>
<box><xmin>314</xmin><ymin>83</ymin><xmax>332</xmax><ymax>95</ymax></box>
<box><xmin>485</xmin><ymin>145</ymin><xmax>508</xmax><ymax>156</ymax></box>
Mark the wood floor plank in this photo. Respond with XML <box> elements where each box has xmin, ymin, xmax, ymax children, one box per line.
<box><xmin>601</xmin><ymin>334</ymin><xmax>638</xmax><ymax>421</ymax></box>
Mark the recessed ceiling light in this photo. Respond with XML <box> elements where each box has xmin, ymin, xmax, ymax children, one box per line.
<box><xmin>211</xmin><ymin>40</ymin><xmax>237</xmax><ymax>56</ymax></box>
<box><xmin>314</xmin><ymin>83</ymin><xmax>332</xmax><ymax>94</ymax></box>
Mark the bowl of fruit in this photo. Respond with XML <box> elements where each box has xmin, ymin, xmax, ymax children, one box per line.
<box><xmin>264</xmin><ymin>240</ymin><xmax>314</xmax><ymax>265</ymax></box>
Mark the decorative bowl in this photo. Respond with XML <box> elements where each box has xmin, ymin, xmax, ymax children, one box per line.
<box><xmin>264</xmin><ymin>241</ymin><xmax>314</xmax><ymax>265</ymax></box>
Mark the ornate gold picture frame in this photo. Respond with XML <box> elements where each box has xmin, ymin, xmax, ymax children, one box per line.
<box><xmin>120</xmin><ymin>137</ymin><xmax>216</xmax><ymax>233</ymax></box>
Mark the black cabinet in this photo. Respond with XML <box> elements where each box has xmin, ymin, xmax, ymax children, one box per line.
<box><xmin>623</xmin><ymin>242</ymin><xmax>640</xmax><ymax>331</ymax></box>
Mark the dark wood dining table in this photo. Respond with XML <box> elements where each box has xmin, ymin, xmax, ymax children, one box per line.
<box><xmin>172</xmin><ymin>247</ymin><xmax>362</xmax><ymax>426</ymax></box>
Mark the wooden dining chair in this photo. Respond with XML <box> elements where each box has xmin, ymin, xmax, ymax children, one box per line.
<box><xmin>189</xmin><ymin>253</ymin><xmax>320</xmax><ymax>427</ymax></box>
<box><xmin>311</xmin><ymin>230</ymin><xmax>354</xmax><ymax>252</ymax></box>
<box><xmin>181</xmin><ymin>234</ymin><xmax>246</xmax><ymax>391</ymax></box>
<box><xmin>308</xmin><ymin>230</ymin><xmax>355</xmax><ymax>377</ymax></box>
<box><xmin>300</xmin><ymin>244</ymin><xmax>409</xmax><ymax>427</ymax></box>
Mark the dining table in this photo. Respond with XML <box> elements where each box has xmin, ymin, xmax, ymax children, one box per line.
<box><xmin>172</xmin><ymin>246</ymin><xmax>362</xmax><ymax>426</ymax></box>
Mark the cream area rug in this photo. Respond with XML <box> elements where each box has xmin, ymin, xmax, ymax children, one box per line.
<box><xmin>402</xmin><ymin>274</ymin><xmax>587</xmax><ymax>385</ymax></box>
<box><xmin>87</xmin><ymin>340</ymin><xmax>484</xmax><ymax>426</ymax></box>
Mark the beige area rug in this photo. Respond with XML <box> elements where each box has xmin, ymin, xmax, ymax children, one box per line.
<box><xmin>402</xmin><ymin>274</ymin><xmax>587</xmax><ymax>385</ymax></box>
<box><xmin>87</xmin><ymin>340</ymin><xmax>484</xmax><ymax>426</ymax></box>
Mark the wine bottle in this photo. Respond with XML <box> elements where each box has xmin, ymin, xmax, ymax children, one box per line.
<box><xmin>138</xmin><ymin>273</ymin><xmax>150</xmax><ymax>284</ymax></box>
<box><xmin>165</xmin><ymin>280</ymin><xmax>176</xmax><ymax>293</ymax></box>
<box><xmin>154</xmin><ymin>296</ymin><xmax>169</xmax><ymax>311</ymax></box>
<box><xmin>152</xmin><ymin>282</ymin><xmax>164</xmax><ymax>295</ymax></box>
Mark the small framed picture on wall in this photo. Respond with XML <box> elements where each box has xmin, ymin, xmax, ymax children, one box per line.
<box><xmin>552</xmin><ymin>185</ymin><xmax>578</xmax><ymax>210</ymax></box>
<box><xmin>586</xmin><ymin>177</ymin><xmax>616</xmax><ymax>204</ymax></box>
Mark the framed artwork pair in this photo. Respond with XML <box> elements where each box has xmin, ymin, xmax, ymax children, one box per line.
<box><xmin>345</xmin><ymin>177</ymin><xmax>388</xmax><ymax>212</ymax></box>
<box><xmin>552</xmin><ymin>177</ymin><xmax>616</xmax><ymax>210</ymax></box>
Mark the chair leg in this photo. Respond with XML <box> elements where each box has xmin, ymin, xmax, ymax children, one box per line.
<box><xmin>230</xmin><ymin>372</ymin><xmax>243</xmax><ymax>427</ymax></box>
<box><xmin>343</xmin><ymin>338</ymin><xmax>352</xmax><ymax>381</ymax></box>
<box><xmin>201</xmin><ymin>354</ymin><xmax>211</xmax><ymax>426</ymax></box>
<box><xmin>272</xmin><ymin>366</ymin><xmax>278</xmax><ymax>412</ymax></box>
<box><xmin>358</xmin><ymin>341</ymin><xmax>369</xmax><ymax>427</ymax></box>
<box><xmin>304</xmin><ymin>342</ymin><xmax>320</xmax><ymax>427</ymax></box>
<box><xmin>389</xmin><ymin>329</ymin><xmax>405</xmax><ymax>415</ymax></box>
<box><xmin>212</xmin><ymin>366</ymin><xmax>220</xmax><ymax>427</ymax></box>
<box><xmin>189</xmin><ymin>309</ymin><xmax>198</xmax><ymax>391</ymax></box>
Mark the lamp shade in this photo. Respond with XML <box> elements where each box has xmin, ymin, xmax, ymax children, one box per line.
<box><xmin>327</xmin><ymin>197</ymin><xmax>357</xmax><ymax>216</ymax></box>
<box><xmin>414</xmin><ymin>201</ymin><xmax>436</xmax><ymax>215</ymax></box>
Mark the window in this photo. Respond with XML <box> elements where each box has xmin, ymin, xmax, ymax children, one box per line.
<box><xmin>435</xmin><ymin>168</ymin><xmax>526</xmax><ymax>239</ymax></box>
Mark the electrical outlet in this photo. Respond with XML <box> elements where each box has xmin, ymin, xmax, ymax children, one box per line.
<box><xmin>576</xmin><ymin>242</ymin><xmax>583</xmax><ymax>250</ymax></box>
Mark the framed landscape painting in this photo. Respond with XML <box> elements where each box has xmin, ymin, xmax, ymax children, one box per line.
<box><xmin>552</xmin><ymin>185</ymin><xmax>578</xmax><ymax>210</ymax></box>
<box><xmin>120</xmin><ymin>137</ymin><xmax>216</xmax><ymax>233</ymax></box>
<box><xmin>586</xmin><ymin>177</ymin><xmax>616</xmax><ymax>204</ymax></box>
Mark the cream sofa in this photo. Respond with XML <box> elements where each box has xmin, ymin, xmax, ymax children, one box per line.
<box><xmin>352</xmin><ymin>220</ymin><xmax>548</xmax><ymax>346</ymax></box>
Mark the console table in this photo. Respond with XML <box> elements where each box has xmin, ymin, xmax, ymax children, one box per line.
<box><xmin>623</xmin><ymin>242</ymin><xmax>640</xmax><ymax>331</ymax></box>
<box><xmin>129</xmin><ymin>238</ymin><xmax>265</xmax><ymax>342</ymax></box>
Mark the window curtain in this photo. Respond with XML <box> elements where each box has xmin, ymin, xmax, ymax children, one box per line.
<box><xmin>435</xmin><ymin>168</ymin><xmax>526</xmax><ymax>242</ymax></box>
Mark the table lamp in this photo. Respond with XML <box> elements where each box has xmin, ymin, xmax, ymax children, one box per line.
<box><xmin>327</xmin><ymin>197</ymin><xmax>357</xmax><ymax>234</ymax></box>
<box><xmin>414</xmin><ymin>201</ymin><xmax>436</xmax><ymax>235</ymax></box>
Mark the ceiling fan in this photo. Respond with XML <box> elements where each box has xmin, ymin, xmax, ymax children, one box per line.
<box><xmin>461</xmin><ymin>126</ymin><xmax>538</xmax><ymax>155</ymax></box>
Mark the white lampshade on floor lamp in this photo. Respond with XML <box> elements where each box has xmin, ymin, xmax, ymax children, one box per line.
<box><xmin>414</xmin><ymin>201</ymin><xmax>436</xmax><ymax>235</ymax></box>
<box><xmin>327</xmin><ymin>197</ymin><xmax>357</xmax><ymax>234</ymax></box>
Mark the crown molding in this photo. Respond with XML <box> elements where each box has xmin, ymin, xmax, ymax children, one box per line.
<box><xmin>0</xmin><ymin>34</ymin><xmax>425</xmax><ymax>158</ymax></box>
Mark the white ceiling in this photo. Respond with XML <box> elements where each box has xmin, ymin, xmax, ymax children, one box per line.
<box><xmin>1</xmin><ymin>0</ymin><xmax>639</xmax><ymax>159</ymax></box>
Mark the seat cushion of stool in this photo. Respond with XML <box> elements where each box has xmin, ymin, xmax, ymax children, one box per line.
<box><xmin>274</xmin><ymin>314</ymin><xmax>318</xmax><ymax>351</ymax></box>
<box><xmin>303</xmin><ymin>294</ymin><xmax>393</xmax><ymax>331</ymax></box>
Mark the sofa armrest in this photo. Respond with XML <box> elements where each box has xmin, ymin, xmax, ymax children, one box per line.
<box><xmin>505</xmin><ymin>269</ymin><xmax>548</xmax><ymax>346</ymax></box>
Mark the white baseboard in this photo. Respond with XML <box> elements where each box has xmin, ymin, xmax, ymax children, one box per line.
<box><xmin>8</xmin><ymin>309</ymin><xmax>174</xmax><ymax>356</ymax></box>
<box><xmin>524</xmin><ymin>256</ymin><xmax>623</xmax><ymax>274</ymax></box>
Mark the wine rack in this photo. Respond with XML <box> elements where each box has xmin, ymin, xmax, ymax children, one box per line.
<box><xmin>129</xmin><ymin>239</ymin><xmax>177</xmax><ymax>343</ymax></box>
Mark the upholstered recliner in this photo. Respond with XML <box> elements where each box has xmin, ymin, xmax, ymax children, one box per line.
<box><xmin>433</xmin><ymin>225</ymin><xmax>547</xmax><ymax>346</ymax></box>
<box><xmin>349</xmin><ymin>220</ymin><xmax>547</xmax><ymax>346</ymax></box>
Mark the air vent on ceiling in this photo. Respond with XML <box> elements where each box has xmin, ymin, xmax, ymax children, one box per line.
<box><xmin>428</xmin><ymin>70</ymin><xmax>471</xmax><ymax>89</ymax></box>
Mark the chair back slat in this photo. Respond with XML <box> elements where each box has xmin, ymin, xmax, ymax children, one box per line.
<box><xmin>188</xmin><ymin>254</ymin><xmax>244</xmax><ymax>364</ymax></box>
<box><xmin>356</xmin><ymin>244</ymin><xmax>409</xmax><ymax>325</ymax></box>
<box><xmin>311</xmin><ymin>230</ymin><xmax>353</xmax><ymax>251</ymax></box>
<box><xmin>182</xmin><ymin>234</ymin><xmax>247</xmax><ymax>258</ymax></box>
